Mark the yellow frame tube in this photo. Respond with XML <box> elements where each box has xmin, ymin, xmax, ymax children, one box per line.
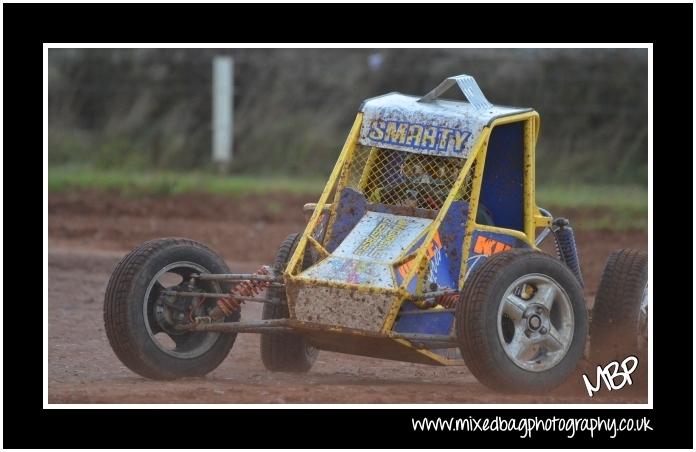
<box><xmin>523</xmin><ymin>115</ymin><xmax>538</xmax><ymax>240</ymax></box>
<box><xmin>358</xmin><ymin>146</ymin><xmax>380</xmax><ymax>195</ymax></box>
<box><xmin>473</xmin><ymin>224</ymin><xmax>531</xmax><ymax>244</ymax></box>
<box><xmin>306</xmin><ymin>235</ymin><xmax>330</xmax><ymax>259</ymax></box>
<box><xmin>458</xmin><ymin>147</ymin><xmax>489</xmax><ymax>289</ymax></box>
<box><xmin>390</xmin><ymin>337</ymin><xmax>466</xmax><ymax>365</ymax></box>
<box><xmin>286</xmin><ymin>113</ymin><xmax>363</xmax><ymax>277</ymax></box>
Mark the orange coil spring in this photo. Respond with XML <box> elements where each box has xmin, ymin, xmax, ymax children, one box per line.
<box><xmin>216</xmin><ymin>266</ymin><xmax>271</xmax><ymax>316</ymax></box>
<box><xmin>436</xmin><ymin>292</ymin><xmax>459</xmax><ymax>309</ymax></box>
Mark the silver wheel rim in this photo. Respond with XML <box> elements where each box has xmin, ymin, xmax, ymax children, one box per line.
<box><xmin>143</xmin><ymin>261</ymin><xmax>222</xmax><ymax>358</ymax></box>
<box><xmin>638</xmin><ymin>283</ymin><xmax>648</xmax><ymax>354</ymax></box>
<box><xmin>497</xmin><ymin>274</ymin><xmax>575</xmax><ymax>372</ymax></box>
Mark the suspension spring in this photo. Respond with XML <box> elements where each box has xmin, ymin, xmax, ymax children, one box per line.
<box><xmin>209</xmin><ymin>266</ymin><xmax>272</xmax><ymax>320</ymax></box>
<box><xmin>435</xmin><ymin>292</ymin><xmax>459</xmax><ymax>308</ymax></box>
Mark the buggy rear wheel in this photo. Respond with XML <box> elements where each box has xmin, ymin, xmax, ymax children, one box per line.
<box><xmin>103</xmin><ymin>238</ymin><xmax>238</xmax><ymax>379</ymax></box>
<box><xmin>456</xmin><ymin>249</ymin><xmax>588</xmax><ymax>393</ymax></box>
<box><xmin>260</xmin><ymin>233</ymin><xmax>318</xmax><ymax>372</ymax></box>
<box><xmin>590</xmin><ymin>249</ymin><xmax>648</xmax><ymax>366</ymax></box>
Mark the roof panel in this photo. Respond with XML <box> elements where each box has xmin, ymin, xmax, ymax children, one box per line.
<box><xmin>358</xmin><ymin>75</ymin><xmax>532</xmax><ymax>158</ymax></box>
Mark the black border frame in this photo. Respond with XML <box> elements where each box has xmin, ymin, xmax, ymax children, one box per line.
<box><xmin>6</xmin><ymin>2</ymin><xmax>692</xmax><ymax>449</ymax></box>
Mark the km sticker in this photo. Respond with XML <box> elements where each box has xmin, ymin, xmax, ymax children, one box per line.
<box><xmin>473</xmin><ymin>235</ymin><xmax>512</xmax><ymax>256</ymax></box>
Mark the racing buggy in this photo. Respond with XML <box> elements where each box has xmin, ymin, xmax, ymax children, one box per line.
<box><xmin>104</xmin><ymin>75</ymin><xmax>648</xmax><ymax>393</ymax></box>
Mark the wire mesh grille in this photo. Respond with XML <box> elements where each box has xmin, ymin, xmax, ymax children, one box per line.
<box><xmin>339</xmin><ymin>145</ymin><xmax>474</xmax><ymax>210</ymax></box>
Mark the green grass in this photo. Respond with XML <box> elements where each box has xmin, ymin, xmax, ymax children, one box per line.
<box><xmin>537</xmin><ymin>185</ymin><xmax>647</xmax><ymax>231</ymax></box>
<box><xmin>536</xmin><ymin>185</ymin><xmax>647</xmax><ymax>211</ymax></box>
<box><xmin>48</xmin><ymin>166</ymin><xmax>648</xmax><ymax>230</ymax></box>
<box><xmin>48</xmin><ymin>166</ymin><xmax>326</xmax><ymax>197</ymax></box>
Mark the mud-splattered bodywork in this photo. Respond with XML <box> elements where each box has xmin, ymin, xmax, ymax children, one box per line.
<box><xmin>283</xmin><ymin>75</ymin><xmax>550</xmax><ymax>365</ymax></box>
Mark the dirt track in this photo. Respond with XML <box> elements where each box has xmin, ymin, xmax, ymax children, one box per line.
<box><xmin>48</xmin><ymin>191</ymin><xmax>648</xmax><ymax>404</ymax></box>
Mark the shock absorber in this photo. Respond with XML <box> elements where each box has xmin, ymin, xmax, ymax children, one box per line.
<box><xmin>206</xmin><ymin>266</ymin><xmax>272</xmax><ymax>321</ymax></box>
<box><xmin>552</xmin><ymin>218</ymin><xmax>584</xmax><ymax>287</ymax></box>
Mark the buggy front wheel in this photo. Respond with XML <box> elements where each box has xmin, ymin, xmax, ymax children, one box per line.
<box><xmin>456</xmin><ymin>249</ymin><xmax>588</xmax><ymax>393</ymax></box>
<box><xmin>103</xmin><ymin>238</ymin><xmax>239</xmax><ymax>379</ymax></box>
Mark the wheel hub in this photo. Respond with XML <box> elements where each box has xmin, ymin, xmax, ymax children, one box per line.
<box><xmin>497</xmin><ymin>274</ymin><xmax>575</xmax><ymax>372</ymax></box>
<box><xmin>143</xmin><ymin>261</ymin><xmax>222</xmax><ymax>359</ymax></box>
<box><xmin>527</xmin><ymin>314</ymin><xmax>542</xmax><ymax>331</ymax></box>
<box><xmin>523</xmin><ymin>305</ymin><xmax>550</xmax><ymax>335</ymax></box>
<box><xmin>154</xmin><ymin>291</ymin><xmax>191</xmax><ymax>336</ymax></box>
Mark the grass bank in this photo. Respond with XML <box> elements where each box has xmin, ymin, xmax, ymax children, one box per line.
<box><xmin>48</xmin><ymin>166</ymin><xmax>647</xmax><ymax>230</ymax></box>
<box><xmin>48</xmin><ymin>166</ymin><xmax>326</xmax><ymax>197</ymax></box>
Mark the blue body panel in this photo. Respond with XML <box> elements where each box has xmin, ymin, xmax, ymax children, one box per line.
<box><xmin>437</xmin><ymin>200</ymin><xmax>469</xmax><ymax>284</ymax></box>
<box><xmin>479</xmin><ymin>122</ymin><xmax>524</xmax><ymax>232</ymax></box>
<box><xmin>393</xmin><ymin>302</ymin><xmax>455</xmax><ymax>335</ymax></box>
<box><xmin>324</xmin><ymin>188</ymin><xmax>367</xmax><ymax>252</ymax></box>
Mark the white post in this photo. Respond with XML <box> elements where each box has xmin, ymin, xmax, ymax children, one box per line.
<box><xmin>212</xmin><ymin>56</ymin><xmax>233</xmax><ymax>172</ymax></box>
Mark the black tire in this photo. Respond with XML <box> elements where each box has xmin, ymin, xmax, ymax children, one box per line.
<box><xmin>260</xmin><ymin>233</ymin><xmax>318</xmax><ymax>372</ymax></box>
<box><xmin>590</xmin><ymin>249</ymin><xmax>648</xmax><ymax>366</ymax></box>
<box><xmin>104</xmin><ymin>237</ymin><xmax>238</xmax><ymax>379</ymax></box>
<box><xmin>456</xmin><ymin>249</ymin><xmax>588</xmax><ymax>393</ymax></box>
